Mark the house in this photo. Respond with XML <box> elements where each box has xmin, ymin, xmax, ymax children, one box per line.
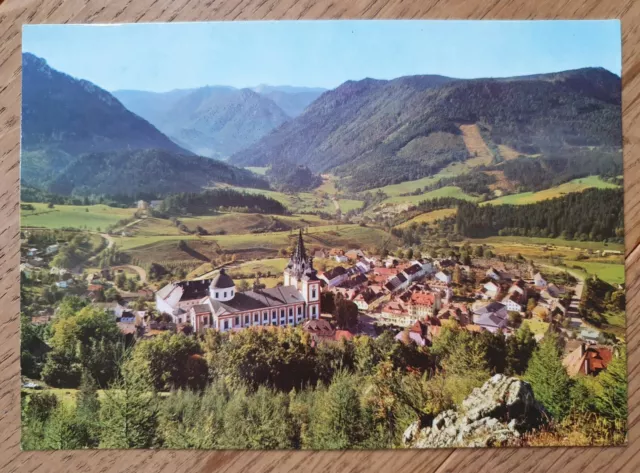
<box><xmin>407</xmin><ymin>291</ymin><xmax>442</xmax><ymax>319</ymax></box>
<box><xmin>50</xmin><ymin>266</ymin><xmax>69</xmax><ymax>277</ymax></box>
<box><xmin>395</xmin><ymin>321</ymin><xmax>430</xmax><ymax>346</ymax></box>
<box><xmin>380</xmin><ymin>298</ymin><xmax>415</xmax><ymax>326</ymax></box>
<box><xmin>436</xmin><ymin>258</ymin><xmax>456</xmax><ymax>270</ymax></box>
<box><xmin>437</xmin><ymin>305</ymin><xmax>472</xmax><ymax>326</ymax></box>
<box><xmin>472</xmin><ymin>302</ymin><xmax>508</xmax><ymax>333</ymax></box>
<box><xmin>486</xmin><ymin>267</ymin><xmax>513</xmax><ymax>282</ymax></box>
<box><xmin>30</xmin><ymin>256</ymin><xmax>45</xmax><ymax>267</ymax></box>
<box><xmin>563</xmin><ymin>343</ymin><xmax>613</xmax><ymax>376</ymax></box>
<box><xmin>435</xmin><ymin>271</ymin><xmax>452</xmax><ymax>284</ymax></box>
<box><xmin>137</xmin><ymin>200</ymin><xmax>149</xmax><ymax>210</ymax></box>
<box><xmin>502</xmin><ymin>292</ymin><xmax>524</xmax><ymax>312</ymax></box>
<box><xmin>481</xmin><ymin>281</ymin><xmax>500</xmax><ymax>299</ymax></box>
<box><xmin>55</xmin><ymin>280</ymin><xmax>72</xmax><ymax>289</ymax></box>
<box><xmin>355</xmin><ymin>260</ymin><xmax>372</xmax><ymax>274</ymax></box>
<box><xmin>302</xmin><ymin>318</ymin><xmax>354</xmax><ymax>343</ymax></box>
<box><xmin>45</xmin><ymin>244</ymin><xmax>59</xmax><ymax>255</ymax></box>
<box><xmin>345</xmin><ymin>249</ymin><xmax>365</xmax><ymax>261</ymax></box>
<box><xmin>543</xmin><ymin>283</ymin><xmax>565</xmax><ymax>299</ymax></box>
<box><xmin>318</xmin><ymin>266</ymin><xmax>349</xmax><ymax>287</ymax></box>
<box><xmin>149</xmin><ymin>200</ymin><xmax>163</xmax><ymax>210</ymax></box>
<box><xmin>353</xmin><ymin>288</ymin><xmax>380</xmax><ymax>311</ymax></box>
<box><xmin>20</xmin><ymin>263</ymin><xmax>36</xmax><ymax>277</ymax></box>
<box><xmin>27</xmin><ymin>248</ymin><xmax>38</xmax><ymax>257</ymax></box>
<box><xmin>533</xmin><ymin>272</ymin><xmax>547</xmax><ymax>288</ymax></box>
<box><xmin>93</xmin><ymin>301</ymin><xmax>128</xmax><ymax>318</ymax></box>
<box><xmin>384</xmin><ymin>272</ymin><xmax>409</xmax><ymax>293</ymax></box>
<box><xmin>314</xmin><ymin>249</ymin><xmax>328</xmax><ymax>259</ymax></box>
<box><xmin>155</xmin><ymin>231</ymin><xmax>321</xmax><ymax>332</ymax></box>
<box><xmin>88</xmin><ymin>284</ymin><xmax>103</xmax><ymax>292</ymax></box>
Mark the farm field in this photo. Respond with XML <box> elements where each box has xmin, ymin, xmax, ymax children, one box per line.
<box><xmin>482</xmin><ymin>176</ymin><xmax>619</xmax><ymax>206</ymax></box>
<box><xmin>180</xmin><ymin>212</ymin><xmax>327</xmax><ymax>235</ymax></box>
<box><xmin>395</xmin><ymin>208</ymin><xmax>457</xmax><ymax>228</ymax></box>
<box><xmin>382</xmin><ymin>186</ymin><xmax>478</xmax><ymax>206</ymax></box>
<box><xmin>21</xmin><ymin>203</ymin><xmax>136</xmax><ymax>230</ymax></box>
<box><xmin>122</xmin><ymin>224</ymin><xmax>398</xmax><ymax>264</ymax></box>
<box><xmin>566</xmin><ymin>261</ymin><xmax>625</xmax><ymax>285</ymax></box>
<box><xmin>468</xmin><ymin>236</ymin><xmax>625</xmax><ymax>252</ymax></box>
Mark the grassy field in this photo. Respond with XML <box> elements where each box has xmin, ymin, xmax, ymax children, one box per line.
<box><xmin>566</xmin><ymin>261</ymin><xmax>625</xmax><ymax>285</ymax></box>
<box><xmin>482</xmin><ymin>176</ymin><xmax>620</xmax><ymax>206</ymax></box>
<box><xmin>467</xmin><ymin>236</ymin><xmax>625</xmax><ymax>252</ymax></box>
<box><xmin>396</xmin><ymin>208</ymin><xmax>457</xmax><ymax>228</ymax></box>
<box><xmin>122</xmin><ymin>224</ymin><xmax>398</xmax><ymax>264</ymax></box>
<box><xmin>180</xmin><ymin>212</ymin><xmax>326</xmax><ymax>235</ymax></box>
<box><xmin>245</xmin><ymin>166</ymin><xmax>269</xmax><ymax>175</ymax></box>
<box><xmin>21</xmin><ymin>203</ymin><xmax>136</xmax><ymax>230</ymax></box>
<box><xmin>522</xmin><ymin>318</ymin><xmax>550</xmax><ymax>337</ymax></box>
<box><xmin>383</xmin><ymin>186</ymin><xmax>478</xmax><ymax>206</ymax></box>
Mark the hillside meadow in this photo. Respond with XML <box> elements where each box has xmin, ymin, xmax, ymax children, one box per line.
<box><xmin>21</xmin><ymin>203</ymin><xmax>135</xmax><ymax>230</ymax></box>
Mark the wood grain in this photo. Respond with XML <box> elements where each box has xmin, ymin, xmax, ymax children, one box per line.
<box><xmin>1</xmin><ymin>0</ymin><xmax>639</xmax><ymax>471</ymax></box>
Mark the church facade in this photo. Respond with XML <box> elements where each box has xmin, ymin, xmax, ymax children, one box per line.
<box><xmin>155</xmin><ymin>231</ymin><xmax>321</xmax><ymax>332</ymax></box>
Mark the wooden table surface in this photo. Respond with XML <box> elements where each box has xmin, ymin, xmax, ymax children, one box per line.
<box><xmin>1</xmin><ymin>0</ymin><xmax>640</xmax><ymax>471</ymax></box>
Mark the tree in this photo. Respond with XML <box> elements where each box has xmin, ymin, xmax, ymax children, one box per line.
<box><xmin>320</xmin><ymin>291</ymin><xmax>336</xmax><ymax>315</ymax></box>
<box><xmin>43</xmin><ymin>404</ymin><xmax>91</xmax><ymax>449</ymax></box>
<box><xmin>115</xmin><ymin>272</ymin><xmax>127</xmax><ymax>289</ymax></box>
<box><xmin>526</xmin><ymin>297</ymin><xmax>537</xmax><ymax>313</ymax></box>
<box><xmin>334</xmin><ymin>297</ymin><xmax>358</xmax><ymax>330</ymax></box>
<box><xmin>129</xmin><ymin>332</ymin><xmax>207</xmax><ymax>391</ymax></box>
<box><xmin>43</xmin><ymin>306</ymin><xmax>124</xmax><ymax>387</ymax></box>
<box><xmin>309</xmin><ymin>371</ymin><xmax>366</xmax><ymax>449</ymax></box>
<box><xmin>220</xmin><ymin>386</ymin><xmax>295</xmax><ymax>449</ymax></box>
<box><xmin>237</xmin><ymin>279</ymin><xmax>251</xmax><ymax>292</ymax></box>
<box><xmin>76</xmin><ymin>370</ymin><xmax>101</xmax><ymax>446</ymax></box>
<box><xmin>99</xmin><ymin>360</ymin><xmax>159</xmax><ymax>448</ymax></box>
<box><xmin>505</xmin><ymin>325</ymin><xmax>537</xmax><ymax>375</ymax></box>
<box><xmin>524</xmin><ymin>333</ymin><xmax>572</xmax><ymax>419</ymax></box>
<box><xmin>595</xmin><ymin>347</ymin><xmax>627</xmax><ymax>422</ymax></box>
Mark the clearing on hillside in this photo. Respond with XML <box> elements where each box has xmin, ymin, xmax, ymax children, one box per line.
<box><xmin>459</xmin><ymin>124</ymin><xmax>493</xmax><ymax>166</ymax></box>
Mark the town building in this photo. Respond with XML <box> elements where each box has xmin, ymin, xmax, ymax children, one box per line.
<box><xmin>472</xmin><ymin>302</ymin><xmax>508</xmax><ymax>333</ymax></box>
<box><xmin>155</xmin><ymin>231</ymin><xmax>321</xmax><ymax>332</ymax></box>
<box><xmin>563</xmin><ymin>343</ymin><xmax>613</xmax><ymax>376</ymax></box>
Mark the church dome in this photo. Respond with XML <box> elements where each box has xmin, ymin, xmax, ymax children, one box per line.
<box><xmin>211</xmin><ymin>269</ymin><xmax>235</xmax><ymax>289</ymax></box>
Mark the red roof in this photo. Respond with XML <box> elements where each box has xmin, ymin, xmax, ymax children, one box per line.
<box><xmin>334</xmin><ymin>330</ymin><xmax>354</xmax><ymax>341</ymax></box>
<box><xmin>410</xmin><ymin>292</ymin><xmax>436</xmax><ymax>306</ymax></box>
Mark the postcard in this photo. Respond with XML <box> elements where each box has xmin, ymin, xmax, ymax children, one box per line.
<box><xmin>20</xmin><ymin>20</ymin><xmax>624</xmax><ymax>449</ymax></box>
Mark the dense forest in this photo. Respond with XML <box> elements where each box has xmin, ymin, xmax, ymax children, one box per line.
<box><xmin>266</xmin><ymin>161</ymin><xmax>322</xmax><ymax>192</ymax></box>
<box><xmin>455</xmin><ymin>188</ymin><xmax>624</xmax><ymax>241</ymax></box>
<box><xmin>498</xmin><ymin>151</ymin><xmax>623</xmax><ymax>192</ymax></box>
<box><xmin>157</xmin><ymin>188</ymin><xmax>288</xmax><ymax>216</ymax></box>
<box><xmin>46</xmin><ymin>149</ymin><xmax>269</xmax><ymax>197</ymax></box>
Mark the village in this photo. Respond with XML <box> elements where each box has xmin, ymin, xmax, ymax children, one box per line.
<box><xmin>20</xmin><ymin>226</ymin><xmax>617</xmax><ymax>382</ymax></box>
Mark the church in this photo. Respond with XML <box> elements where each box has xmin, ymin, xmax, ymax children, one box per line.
<box><xmin>155</xmin><ymin>231</ymin><xmax>321</xmax><ymax>332</ymax></box>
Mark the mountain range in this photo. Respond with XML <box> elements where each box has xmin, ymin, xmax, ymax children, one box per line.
<box><xmin>21</xmin><ymin>53</ymin><xmax>268</xmax><ymax>195</ymax></box>
<box><xmin>113</xmin><ymin>85</ymin><xmax>325</xmax><ymax>158</ymax></box>
<box><xmin>21</xmin><ymin>51</ymin><xmax>622</xmax><ymax>197</ymax></box>
<box><xmin>232</xmin><ymin>69</ymin><xmax>622</xmax><ymax>191</ymax></box>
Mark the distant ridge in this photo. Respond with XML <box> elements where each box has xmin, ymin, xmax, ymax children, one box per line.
<box><xmin>232</xmin><ymin>68</ymin><xmax>621</xmax><ymax>191</ymax></box>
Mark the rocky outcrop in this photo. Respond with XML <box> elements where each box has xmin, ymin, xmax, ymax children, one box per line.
<box><xmin>403</xmin><ymin>374</ymin><xmax>548</xmax><ymax>448</ymax></box>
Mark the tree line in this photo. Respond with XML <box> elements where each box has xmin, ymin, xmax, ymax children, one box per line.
<box><xmin>455</xmin><ymin>188</ymin><xmax>624</xmax><ymax>242</ymax></box>
<box><xmin>157</xmin><ymin>188</ymin><xmax>288</xmax><ymax>217</ymax></box>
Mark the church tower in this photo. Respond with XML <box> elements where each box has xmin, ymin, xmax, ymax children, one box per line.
<box><xmin>284</xmin><ymin>230</ymin><xmax>321</xmax><ymax>318</ymax></box>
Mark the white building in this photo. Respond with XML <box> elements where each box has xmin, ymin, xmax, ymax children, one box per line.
<box><xmin>435</xmin><ymin>271</ymin><xmax>452</xmax><ymax>284</ymax></box>
<box><xmin>155</xmin><ymin>231</ymin><xmax>321</xmax><ymax>332</ymax></box>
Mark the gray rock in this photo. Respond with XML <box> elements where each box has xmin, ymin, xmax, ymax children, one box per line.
<box><xmin>403</xmin><ymin>375</ymin><xmax>547</xmax><ymax>448</ymax></box>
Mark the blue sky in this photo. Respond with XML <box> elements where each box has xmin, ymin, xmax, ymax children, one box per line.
<box><xmin>23</xmin><ymin>20</ymin><xmax>621</xmax><ymax>92</ymax></box>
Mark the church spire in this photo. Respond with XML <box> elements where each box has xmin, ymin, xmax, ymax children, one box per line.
<box><xmin>293</xmin><ymin>229</ymin><xmax>306</xmax><ymax>263</ymax></box>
